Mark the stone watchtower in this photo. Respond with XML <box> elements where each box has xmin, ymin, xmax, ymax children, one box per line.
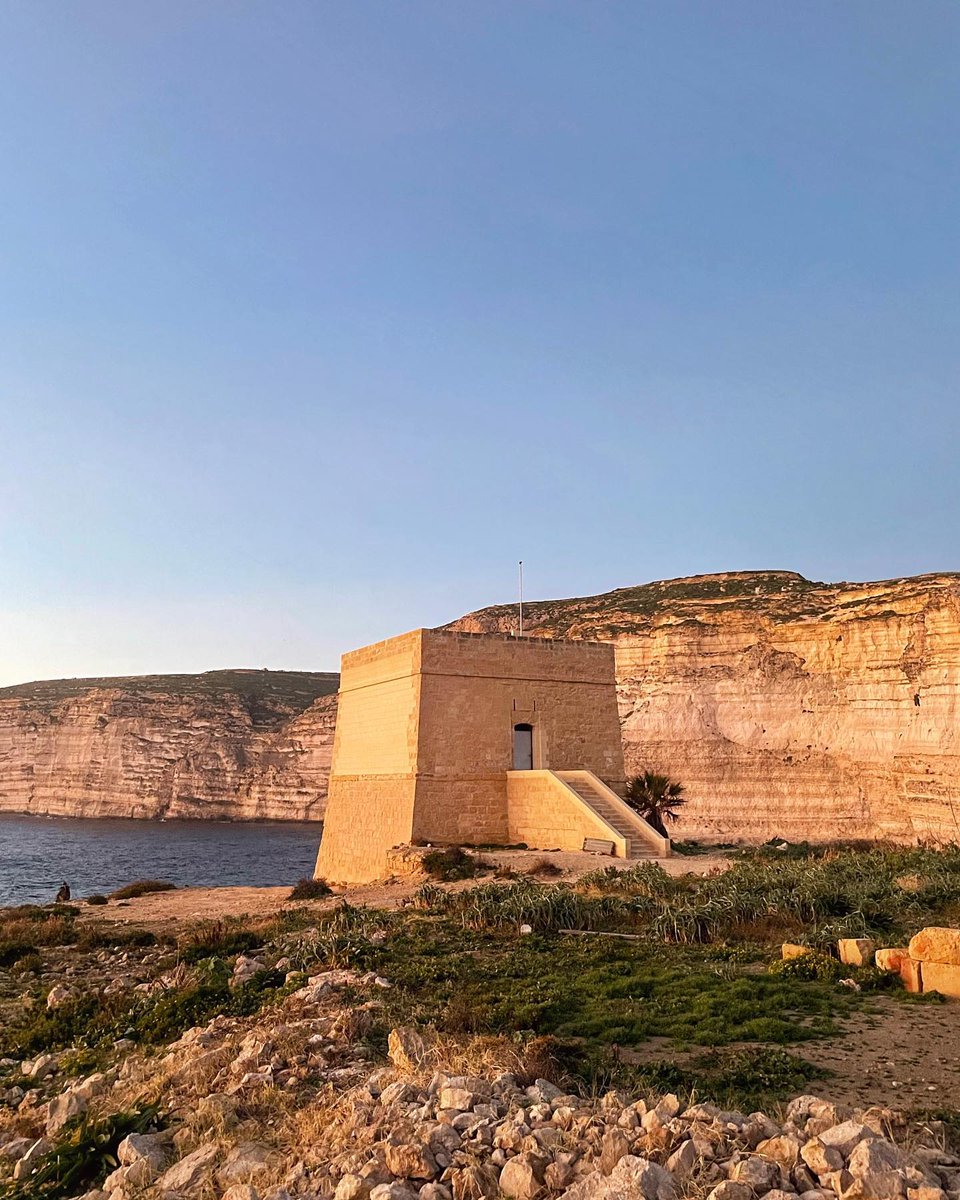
<box><xmin>315</xmin><ymin>628</ymin><xmax>668</xmax><ymax>883</ymax></box>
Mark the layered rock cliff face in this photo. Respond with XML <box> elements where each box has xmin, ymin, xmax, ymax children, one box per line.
<box><xmin>448</xmin><ymin>571</ymin><xmax>960</xmax><ymax>845</ymax></box>
<box><xmin>6</xmin><ymin>571</ymin><xmax>960</xmax><ymax>840</ymax></box>
<box><xmin>0</xmin><ymin>670</ymin><xmax>338</xmax><ymax>821</ymax></box>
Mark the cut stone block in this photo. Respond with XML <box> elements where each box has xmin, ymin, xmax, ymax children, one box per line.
<box><xmin>875</xmin><ymin>948</ymin><xmax>908</xmax><ymax>972</ymax></box>
<box><xmin>908</xmin><ymin>927</ymin><xmax>960</xmax><ymax>966</ymax></box>
<box><xmin>838</xmin><ymin>939</ymin><xmax>876</xmax><ymax>967</ymax></box>
<box><xmin>899</xmin><ymin>958</ymin><xmax>923</xmax><ymax>994</ymax></box>
<box><xmin>918</xmin><ymin>960</ymin><xmax>960</xmax><ymax>999</ymax></box>
<box><xmin>782</xmin><ymin>943</ymin><xmax>812</xmax><ymax>961</ymax></box>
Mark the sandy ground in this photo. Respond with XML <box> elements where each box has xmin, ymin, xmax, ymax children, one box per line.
<box><xmin>86</xmin><ymin>849</ymin><xmax>729</xmax><ymax>931</ymax></box>
<box><xmin>627</xmin><ymin>999</ymin><xmax>960</xmax><ymax>1113</ymax></box>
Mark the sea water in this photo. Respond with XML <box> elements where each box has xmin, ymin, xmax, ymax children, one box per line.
<box><xmin>0</xmin><ymin>814</ymin><xmax>322</xmax><ymax>906</ymax></box>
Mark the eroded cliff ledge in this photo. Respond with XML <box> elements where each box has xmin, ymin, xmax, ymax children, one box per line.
<box><xmin>0</xmin><ymin>670</ymin><xmax>338</xmax><ymax>822</ymax></box>
<box><xmin>447</xmin><ymin>570</ymin><xmax>960</xmax><ymax>845</ymax></box>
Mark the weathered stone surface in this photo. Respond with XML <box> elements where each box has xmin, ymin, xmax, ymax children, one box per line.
<box><xmin>705</xmin><ymin>1183</ymin><xmax>754</xmax><ymax>1200</ymax></box>
<box><xmin>757</xmin><ymin>1136</ymin><xmax>801</xmax><ymax>1169</ymax></box>
<box><xmin>222</xmin><ymin>1187</ymin><xmax>260</xmax><ymax>1200</ymax></box>
<box><xmin>899</xmin><ymin>958</ymin><xmax>924</xmax><ymax>994</ymax></box>
<box><xmin>839</xmin><ymin>939</ymin><xmax>876</xmax><ymax>967</ymax></box>
<box><xmin>875</xmin><ymin>949</ymin><xmax>909</xmax><ymax>972</ymax></box>
<box><xmin>157</xmin><ymin>1143</ymin><xmax>219</xmax><ymax>1192</ymax></box>
<box><xmin>384</xmin><ymin>1142</ymin><xmax>439</xmax><ymax>1181</ymax></box>
<box><xmin>450</xmin><ymin>1163</ymin><xmax>500</xmax><ymax>1200</ymax></box>
<box><xmin>818</xmin><ymin>1122</ymin><xmax>873</xmax><ymax>1156</ymax></box>
<box><xmin>801</xmin><ymin>1138</ymin><xmax>845</xmax><ymax>1177</ymax></box>
<box><xmin>0</xmin><ymin>672</ymin><xmax>337</xmax><ymax>822</ymax></box>
<box><xmin>842</xmin><ymin>1170</ymin><xmax>908</xmax><ymax>1198</ymax></box>
<box><xmin>217</xmin><ymin>1142</ymin><xmax>272</xmax><ymax>1186</ymax></box>
<box><xmin>498</xmin><ymin>1154</ymin><xmax>545</xmax><ymax>1200</ymax></box>
<box><xmin>731</xmin><ymin>1156</ymin><xmax>781</xmax><ymax>1192</ymax></box>
<box><xmin>370</xmin><ymin>1185</ymin><xmax>419</xmax><ymax>1200</ymax></box>
<box><xmin>848</xmin><ymin>1140</ymin><xmax>906</xmax><ymax>1178</ymax></box>
<box><xmin>908</xmin><ymin>928</ymin><xmax>960</xmax><ymax>966</ymax></box>
<box><xmin>452</xmin><ymin>571</ymin><xmax>960</xmax><ymax>845</ymax></box>
<box><xmin>45</xmin><ymin>1090</ymin><xmax>86</xmax><ymax>1134</ymax></box>
<box><xmin>916</xmin><ymin>961</ymin><xmax>960</xmax><ymax>999</ymax></box>
<box><xmin>782</xmin><ymin>944</ymin><xmax>812</xmax><ymax>961</ymax></box>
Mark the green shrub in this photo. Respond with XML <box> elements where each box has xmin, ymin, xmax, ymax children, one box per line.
<box><xmin>85</xmin><ymin>895</ymin><xmax>108</xmax><ymax>906</ymax></box>
<box><xmin>288</xmin><ymin>877</ymin><xmax>332</xmax><ymax>901</ymax></box>
<box><xmin>108</xmin><ymin>880</ymin><xmax>175</xmax><ymax>900</ymax></box>
<box><xmin>12</xmin><ymin>951</ymin><xmax>43</xmax><ymax>975</ymax></box>
<box><xmin>0</xmin><ymin>940</ymin><xmax>38</xmax><ymax>967</ymax></box>
<box><xmin>768</xmin><ymin>950</ymin><xmax>842</xmax><ymax>982</ymax></box>
<box><xmin>0</xmin><ymin>1104</ymin><xmax>162</xmax><ymax>1200</ymax></box>
<box><xmin>421</xmin><ymin>846</ymin><xmax>490</xmax><ymax>881</ymax></box>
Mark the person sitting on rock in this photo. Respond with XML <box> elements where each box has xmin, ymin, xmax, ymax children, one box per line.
<box><xmin>55</xmin><ymin>881</ymin><xmax>71</xmax><ymax>902</ymax></box>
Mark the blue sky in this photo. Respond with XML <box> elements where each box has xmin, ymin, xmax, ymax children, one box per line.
<box><xmin>2</xmin><ymin>2</ymin><xmax>958</xmax><ymax>683</ymax></box>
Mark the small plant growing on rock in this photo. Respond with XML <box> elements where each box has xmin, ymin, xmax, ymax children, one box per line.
<box><xmin>288</xmin><ymin>877</ymin><xmax>333</xmax><ymax>901</ymax></box>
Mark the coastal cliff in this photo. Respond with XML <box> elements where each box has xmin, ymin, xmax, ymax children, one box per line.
<box><xmin>5</xmin><ymin>571</ymin><xmax>960</xmax><ymax>842</ymax></box>
<box><xmin>448</xmin><ymin>570</ymin><xmax>960</xmax><ymax>844</ymax></box>
<box><xmin>0</xmin><ymin>670</ymin><xmax>337</xmax><ymax>821</ymax></box>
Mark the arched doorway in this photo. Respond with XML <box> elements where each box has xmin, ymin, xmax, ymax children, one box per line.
<box><xmin>513</xmin><ymin>723</ymin><xmax>534</xmax><ymax>770</ymax></box>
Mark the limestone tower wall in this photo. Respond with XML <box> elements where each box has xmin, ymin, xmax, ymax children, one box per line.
<box><xmin>316</xmin><ymin>628</ymin><xmax>626</xmax><ymax>883</ymax></box>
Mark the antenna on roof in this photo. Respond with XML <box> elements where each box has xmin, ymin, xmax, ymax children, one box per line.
<box><xmin>518</xmin><ymin>560</ymin><xmax>524</xmax><ymax>637</ymax></box>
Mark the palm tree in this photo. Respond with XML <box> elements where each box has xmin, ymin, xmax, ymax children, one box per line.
<box><xmin>624</xmin><ymin>771</ymin><xmax>686</xmax><ymax>836</ymax></box>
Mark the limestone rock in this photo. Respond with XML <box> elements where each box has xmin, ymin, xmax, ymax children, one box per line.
<box><xmin>818</xmin><ymin>1122</ymin><xmax>873</xmax><ymax>1157</ymax></box>
<box><xmin>384</xmin><ymin>1142</ymin><xmax>439</xmax><ymax>1181</ymax></box>
<box><xmin>801</xmin><ymin>1138</ymin><xmax>845</xmax><ymax>1177</ymax></box>
<box><xmin>217</xmin><ymin>1142</ymin><xmax>272</xmax><ymax>1187</ymax></box>
<box><xmin>875</xmin><ymin>949</ymin><xmax>909</xmax><ymax>972</ymax></box>
<box><xmin>388</xmin><ymin>1027</ymin><xmax>436</xmax><ymax>1073</ymax></box>
<box><xmin>782</xmin><ymin>944</ymin><xmax>812</xmax><ymax>961</ymax></box>
<box><xmin>839</xmin><ymin>939</ymin><xmax>876</xmax><ymax>967</ymax></box>
<box><xmin>498</xmin><ymin>1154</ymin><xmax>545</xmax><ymax>1200</ymax></box>
<box><xmin>222</xmin><ymin>1187</ymin><xmax>261</xmax><ymax>1200</ymax></box>
<box><xmin>731</xmin><ymin>1156</ymin><xmax>781</xmax><ymax>1192</ymax></box>
<box><xmin>46</xmin><ymin>1091</ymin><xmax>87</xmax><ymax>1135</ymax></box>
<box><xmin>370</xmin><ymin>1185</ymin><xmax>419</xmax><ymax>1200</ymax></box>
<box><xmin>908</xmin><ymin>928</ymin><xmax>960</xmax><ymax>966</ymax></box>
<box><xmin>705</xmin><ymin>1183</ymin><xmax>754</xmax><ymax>1200</ymax></box>
<box><xmin>915</xmin><ymin>961</ymin><xmax>960</xmax><ymax>999</ymax></box>
<box><xmin>157</xmin><ymin>1143</ymin><xmax>219</xmax><ymax>1193</ymax></box>
<box><xmin>0</xmin><ymin>673</ymin><xmax>337</xmax><ymax>822</ymax></box>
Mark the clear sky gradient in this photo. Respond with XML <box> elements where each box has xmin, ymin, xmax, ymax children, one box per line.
<box><xmin>2</xmin><ymin>2</ymin><xmax>958</xmax><ymax>684</ymax></box>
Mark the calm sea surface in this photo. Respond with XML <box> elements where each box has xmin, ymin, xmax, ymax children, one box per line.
<box><xmin>0</xmin><ymin>815</ymin><xmax>323</xmax><ymax>907</ymax></box>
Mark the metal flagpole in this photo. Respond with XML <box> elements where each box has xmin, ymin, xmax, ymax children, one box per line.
<box><xmin>518</xmin><ymin>560</ymin><xmax>524</xmax><ymax>636</ymax></box>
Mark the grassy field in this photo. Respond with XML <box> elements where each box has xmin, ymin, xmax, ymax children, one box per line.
<box><xmin>3</xmin><ymin>844</ymin><xmax>959</xmax><ymax>1113</ymax></box>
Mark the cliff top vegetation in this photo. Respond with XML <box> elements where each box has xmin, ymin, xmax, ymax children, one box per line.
<box><xmin>0</xmin><ymin>669</ymin><xmax>340</xmax><ymax>727</ymax></box>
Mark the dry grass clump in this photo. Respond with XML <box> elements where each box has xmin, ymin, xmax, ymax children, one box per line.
<box><xmin>525</xmin><ymin>856</ymin><xmax>564</xmax><ymax>878</ymax></box>
<box><xmin>427</xmin><ymin>1031</ymin><xmax>564</xmax><ymax>1086</ymax></box>
<box><xmin>109</xmin><ymin>880</ymin><xmax>176</xmax><ymax>900</ymax></box>
<box><xmin>289</xmin><ymin>877</ymin><xmax>333</xmax><ymax>901</ymax></box>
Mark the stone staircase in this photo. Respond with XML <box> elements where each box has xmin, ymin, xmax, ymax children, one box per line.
<box><xmin>556</xmin><ymin>771</ymin><xmax>668</xmax><ymax>858</ymax></box>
